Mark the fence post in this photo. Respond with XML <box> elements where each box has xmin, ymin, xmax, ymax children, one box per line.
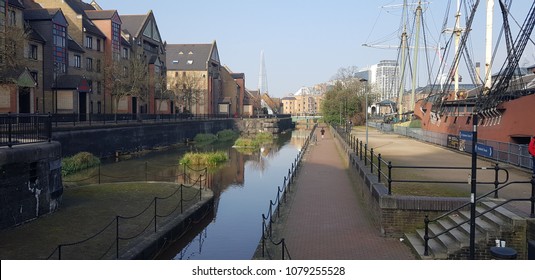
<box><xmin>98</xmin><ymin>163</ymin><xmax>101</xmax><ymax>184</ymax></box>
<box><xmin>364</xmin><ymin>144</ymin><xmax>368</xmax><ymax>166</ymax></box>
<box><xmin>47</xmin><ymin>113</ymin><xmax>52</xmax><ymax>143</ymax></box>
<box><xmin>154</xmin><ymin>198</ymin><xmax>157</xmax><ymax>233</ymax></box>
<box><xmin>493</xmin><ymin>163</ymin><xmax>499</xmax><ymax>198</ymax></box>
<box><xmin>378</xmin><ymin>154</ymin><xmax>382</xmax><ymax>183</ymax></box>
<box><xmin>180</xmin><ymin>185</ymin><xmax>184</xmax><ymax>214</ymax></box>
<box><xmin>199</xmin><ymin>174</ymin><xmax>203</xmax><ymax>201</ymax></box>
<box><xmin>388</xmin><ymin>161</ymin><xmax>392</xmax><ymax>195</ymax></box>
<box><xmin>261</xmin><ymin>215</ymin><xmax>266</xmax><ymax>258</ymax></box>
<box><xmin>531</xmin><ymin>175</ymin><xmax>535</xmax><ymax>218</ymax></box>
<box><xmin>58</xmin><ymin>245</ymin><xmax>62</xmax><ymax>260</ymax></box>
<box><xmin>370</xmin><ymin>148</ymin><xmax>374</xmax><ymax>173</ymax></box>
<box><xmin>7</xmin><ymin>112</ymin><xmax>12</xmax><ymax>148</ymax></box>
<box><xmin>116</xmin><ymin>216</ymin><xmax>119</xmax><ymax>259</ymax></box>
<box><xmin>360</xmin><ymin>141</ymin><xmax>363</xmax><ymax>161</ymax></box>
<box><xmin>145</xmin><ymin>162</ymin><xmax>148</xmax><ymax>182</ymax></box>
<box><xmin>424</xmin><ymin>215</ymin><xmax>429</xmax><ymax>256</ymax></box>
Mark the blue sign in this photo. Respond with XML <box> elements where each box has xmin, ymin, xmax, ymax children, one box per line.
<box><xmin>460</xmin><ymin>131</ymin><xmax>473</xmax><ymax>141</ymax></box>
<box><xmin>476</xmin><ymin>143</ymin><xmax>493</xmax><ymax>158</ymax></box>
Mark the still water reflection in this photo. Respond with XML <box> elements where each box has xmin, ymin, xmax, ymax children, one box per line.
<box><xmin>158</xmin><ymin>130</ymin><xmax>310</xmax><ymax>260</ymax></box>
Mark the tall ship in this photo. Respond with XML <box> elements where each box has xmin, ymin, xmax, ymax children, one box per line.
<box><xmin>411</xmin><ymin>0</ymin><xmax>535</xmax><ymax>145</ymax></box>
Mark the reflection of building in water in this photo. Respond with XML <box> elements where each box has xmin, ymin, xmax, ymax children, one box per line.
<box><xmin>206</xmin><ymin>147</ymin><xmax>246</xmax><ymax>195</ymax></box>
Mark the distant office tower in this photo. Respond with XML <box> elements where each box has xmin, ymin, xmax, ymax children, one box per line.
<box><xmin>375</xmin><ymin>60</ymin><xmax>400</xmax><ymax>101</ymax></box>
<box><xmin>258</xmin><ymin>50</ymin><xmax>268</xmax><ymax>94</ymax></box>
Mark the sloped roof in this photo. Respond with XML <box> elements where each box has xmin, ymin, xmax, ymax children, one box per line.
<box><xmin>166</xmin><ymin>44</ymin><xmax>213</xmax><ymax>71</ymax></box>
<box><xmin>85</xmin><ymin>10</ymin><xmax>117</xmax><ymax>20</ymax></box>
<box><xmin>120</xmin><ymin>14</ymin><xmax>147</xmax><ymax>37</ymax></box>
<box><xmin>24</xmin><ymin>8</ymin><xmax>61</xmax><ymax>21</ymax></box>
<box><xmin>83</xmin><ymin>17</ymin><xmax>105</xmax><ymax>37</ymax></box>
<box><xmin>28</xmin><ymin>28</ymin><xmax>46</xmax><ymax>43</ymax></box>
<box><xmin>64</xmin><ymin>0</ymin><xmax>95</xmax><ymax>14</ymax></box>
<box><xmin>8</xmin><ymin>0</ymin><xmax>25</xmax><ymax>9</ymax></box>
<box><xmin>68</xmin><ymin>36</ymin><xmax>85</xmax><ymax>53</ymax></box>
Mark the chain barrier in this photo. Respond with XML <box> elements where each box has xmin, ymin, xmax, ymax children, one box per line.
<box><xmin>260</xmin><ymin>124</ymin><xmax>316</xmax><ymax>260</ymax></box>
<box><xmin>47</xmin><ymin>165</ymin><xmax>208</xmax><ymax>260</ymax></box>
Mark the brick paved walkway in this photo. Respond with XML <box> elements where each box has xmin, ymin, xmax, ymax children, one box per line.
<box><xmin>282</xmin><ymin>126</ymin><xmax>416</xmax><ymax>260</ymax></box>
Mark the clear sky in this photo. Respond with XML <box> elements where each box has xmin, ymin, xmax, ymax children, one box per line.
<box><xmin>95</xmin><ymin>0</ymin><xmax>534</xmax><ymax>97</ymax></box>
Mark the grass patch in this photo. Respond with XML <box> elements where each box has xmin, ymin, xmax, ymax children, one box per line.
<box><xmin>233</xmin><ymin>132</ymin><xmax>275</xmax><ymax>148</ymax></box>
<box><xmin>0</xmin><ymin>182</ymin><xmax>205</xmax><ymax>259</ymax></box>
<box><xmin>179</xmin><ymin>151</ymin><xmax>228</xmax><ymax>167</ymax></box>
<box><xmin>62</xmin><ymin>152</ymin><xmax>100</xmax><ymax>177</ymax></box>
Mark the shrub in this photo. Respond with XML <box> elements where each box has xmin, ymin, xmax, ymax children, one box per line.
<box><xmin>179</xmin><ymin>151</ymin><xmax>228</xmax><ymax>167</ymax></box>
<box><xmin>62</xmin><ymin>152</ymin><xmax>101</xmax><ymax>176</ymax></box>
<box><xmin>234</xmin><ymin>138</ymin><xmax>256</xmax><ymax>148</ymax></box>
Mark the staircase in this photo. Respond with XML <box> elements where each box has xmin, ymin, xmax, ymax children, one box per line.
<box><xmin>405</xmin><ymin>200</ymin><xmax>523</xmax><ymax>259</ymax></box>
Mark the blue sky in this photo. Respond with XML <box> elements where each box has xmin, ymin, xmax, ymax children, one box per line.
<box><xmin>96</xmin><ymin>0</ymin><xmax>534</xmax><ymax>97</ymax></box>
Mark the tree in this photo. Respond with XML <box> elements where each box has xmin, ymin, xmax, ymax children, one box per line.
<box><xmin>167</xmin><ymin>72</ymin><xmax>204</xmax><ymax>113</ymax></box>
<box><xmin>321</xmin><ymin>66</ymin><xmax>378</xmax><ymax>125</ymax></box>
<box><xmin>154</xmin><ymin>70</ymin><xmax>172</xmax><ymax>114</ymax></box>
<box><xmin>0</xmin><ymin>24</ymin><xmax>30</xmax><ymax>83</ymax></box>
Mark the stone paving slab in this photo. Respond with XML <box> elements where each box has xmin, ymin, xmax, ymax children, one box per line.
<box><xmin>281</xmin><ymin>126</ymin><xmax>416</xmax><ymax>260</ymax></box>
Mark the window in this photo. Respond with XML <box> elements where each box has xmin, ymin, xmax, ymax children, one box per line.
<box><xmin>86</xmin><ymin>58</ymin><xmax>93</xmax><ymax>71</ymax></box>
<box><xmin>187</xmin><ymin>60</ymin><xmax>193</xmax><ymax>65</ymax></box>
<box><xmin>74</xmin><ymin>55</ymin><xmax>81</xmax><ymax>68</ymax></box>
<box><xmin>30</xmin><ymin>71</ymin><xmax>38</xmax><ymax>87</ymax></box>
<box><xmin>112</xmin><ymin>22</ymin><xmax>120</xmax><ymax>59</ymax></box>
<box><xmin>122</xmin><ymin>47</ymin><xmax>129</xmax><ymax>59</ymax></box>
<box><xmin>96</xmin><ymin>59</ymin><xmax>101</xmax><ymax>72</ymax></box>
<box><xmin>29</xmin><ymin>44</ymin><xmax>38</xmax><ymax>60</ymax></box>
<box><xmin>96</xmin><ymin>81</ymin><xmax>102</xmax><ymax>95</ymax></box>
<box><xmin>9</xmin><ymin>10</ymin><xmax>16</xmax><ymax>26</ymax></box>
<box><xmin>96</xmin><ymin>39</ymin><xmax>101</xmax><ymax>51</ymax></box>
<box><xmin>85</xmin><ymin>36</ymin><xmax>93</xmax><ymax>49</ymax></box>
<box><xmin>52</xmin><ymin>23</ymin><xmax>67</xmax><ymax>73</ymax></box>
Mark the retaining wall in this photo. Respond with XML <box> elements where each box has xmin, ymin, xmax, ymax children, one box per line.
<box><xmin>0</xmin><ymin>142</ymin><xmax>63</xmax><ymax>230</ymax></box>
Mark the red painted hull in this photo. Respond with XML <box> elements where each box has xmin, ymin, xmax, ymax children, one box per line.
<box><xmin>415</xmin><ymin>94</ymin><xmax>535</xmax><ymax>143</ymax></box>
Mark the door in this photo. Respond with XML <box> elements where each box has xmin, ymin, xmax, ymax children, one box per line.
<box><xmin>79</xmin><ymin>92</ymin><xmax>87</xmax><ymax>121</ymax></box>
<box><xmin>18</xmin><ymin>88</ymin><xmax>31</xmax><ymax>113</ymax></box>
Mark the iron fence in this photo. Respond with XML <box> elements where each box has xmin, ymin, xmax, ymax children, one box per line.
<box><xmin>369</xmin><ymin>121</ymin><xmax>533</xmax><ymax>170</ymax></box>
<box><xmin>0</xmin><ymin>113</ymin><xmax>52</xmax><ymax>147</ymax></box>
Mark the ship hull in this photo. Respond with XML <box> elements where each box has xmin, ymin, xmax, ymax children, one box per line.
<box><xmin>415</xmin><ymin>93</ymin><xmax>535</xmax><ymax>144</ymax></box>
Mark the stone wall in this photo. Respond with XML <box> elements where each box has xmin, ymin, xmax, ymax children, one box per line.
<box><xmin>0</xmin><ymin>142</ymin><xmax>63</xmax><ymax>230</ymax></box>
<box><xmin>53</xmin><ymin>119</ymin><xmax>235</xmax><ymax>157</ymax></box>
<box><xmin>234</xmin><ymin>117</ymin><xmax>293</xmax><ymax>136</ymax></box>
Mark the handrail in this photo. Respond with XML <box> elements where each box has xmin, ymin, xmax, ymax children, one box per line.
<box><xmin>423</xmin><ymin>178</ymin><xmax>534</xmax><ymax>256</ymax></box>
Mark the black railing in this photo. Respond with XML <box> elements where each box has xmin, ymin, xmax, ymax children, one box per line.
<box><xmin>423</xmin><ymin>177</ymin><xmax>535</xmax><ymax>256</ymax></box>
<box><xmin>0</xmin><ymin>113</ymin><xmax>52</xmax><ymax>147</ymax></box>
<box><xmin>332</xmin><ymin>124</ymin><xmax>535</xmax><ymax>257</ymax></box>
<box><xmin>47</xmin><ymin>165</ymin><xmax>208</xmax><ymax>260</ymax></box>
<box><xmin>335</xmin><ymin>125</ymin><xmax>510</xmax><ymax>196</ymax></box>
<box><xmin>260</xmin><ymin>124</ymin><xmax>316</xmax><ymax>260</ymax></box>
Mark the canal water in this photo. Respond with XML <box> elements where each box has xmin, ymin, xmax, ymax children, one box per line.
<box><xmin>162</xmin><ymin>130</ymin><xmax>310</xmax><ymax>260</ymax></box>
<box><xmin>66</xmin><ymin>129</ymin><xmax>310</xmax><ymax>259</ymax></box>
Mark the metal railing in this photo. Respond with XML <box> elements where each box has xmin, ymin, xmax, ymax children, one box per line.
<box><xmin>369</xmin><ymin>121</ymin><xmax>534</xmax><ymax>170</ymax></box>
<box><xmin>0</xmin><ymin>113</ymin><xmax>52</xmax><ymax>147</ymax></box>
<box><xmin>335</xmin><ymin>125</ymin><xmax>511</xmax><ymax>196</ymax></box>
<box><xmin>333</xmin><ymin>124</ymin><xmax>535</xmax><ymax>257</ymax></box>
<box><xmin>260</xmin><ymin>124</ymin><xmax>316</xmax><ymax>260</ymax></box>
<box><xmin>423</xmin><ymin>176</ymin><xmax>535</xmax><ymax>256</ymax></box>
<box><xmin>47</xmin><ymin>165</ymin><xmax>208</xmax><ymax>260</ymax></box>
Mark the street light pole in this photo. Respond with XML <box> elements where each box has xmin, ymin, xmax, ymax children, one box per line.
<box><xmin>365</xmin><ymin>85</ymin><xmax>369</xmax><ymax>146</ymax></box>
<box><xmin>469</xmin><ymin>113</ymin><xmax>478</xmax><ymax>260</ymax></box>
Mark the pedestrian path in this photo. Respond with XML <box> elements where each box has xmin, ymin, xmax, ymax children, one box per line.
<box><xmin>281</xmin><ymin>126</ymin><xmax>416</xmax><ymax>259</ymax></box>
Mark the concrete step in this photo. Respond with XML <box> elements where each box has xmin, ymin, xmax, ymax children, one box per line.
<box><xmin>416</xmin><ymin>229</ymin><xmax>447</xmax><ymax>259</ymax></box>
<box><xmin>480</xmin><ymin>201</ymin><xmax>522</xmax><ymax>222</ymax></box>
<box><xmin>435</xmin><ymin>218</ymin><xmax>468</xmax><ymax>247</ymax></box>
<box><xmin>458</xmin><ymin>210</ymin><xmax>496</xmax><ymax>235</ymax></box>
<box><xmin>404</xmin><ymin>233</ymin><xmax>431</xmax><ymax>259</ymax></box>
<box><xmin>475</xmin><ymin>206</ymin><xmax>509</xmax><ymax>230</ymax></box>
<box><xmin>427</xmin><ymin>223</ymin><xmax>461</xmax><ymax>253</ymax></box>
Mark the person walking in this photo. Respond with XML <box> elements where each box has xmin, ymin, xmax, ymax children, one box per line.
<box><xmin>529</xmin><ymin>136</ymin><xmax>535</xmax><ymax>175</ymax></box>
<box><xmin>320</xmin><ymin>127</ymin><xmax>325</xmax><ymax>139</ymax></box>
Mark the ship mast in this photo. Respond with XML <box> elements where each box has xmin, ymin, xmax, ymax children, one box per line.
<box><xmin>397</xmin><ymin>0</ymin><xmax>409</xmax><ymax>120</ymax></box>
<box><xmin>453</xmin><ymin>0</ymin><xmax>462</xmax><ymax>98</ymax></box>
<box><xmin>484</xmin><ymin>0</ymin><xmax>494</xmax><ymax>92</ymax></box>
<box><xmin>410</xmin><ymin>1</ymin><xmax>423</xmax><ymax>115</ymax></box>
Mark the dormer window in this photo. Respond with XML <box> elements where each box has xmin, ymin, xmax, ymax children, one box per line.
<box><xmin>173</xmin><ymin>60</ymin><xmax>179</xmax><ymax>64</ymax></box>
<box><xmin>187</xmin><ymin>60</ymin><xmax>193</xmax><ymax>65</ymax></box>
